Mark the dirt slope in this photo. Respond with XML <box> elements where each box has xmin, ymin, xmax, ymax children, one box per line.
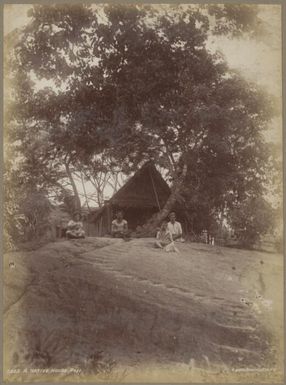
<box><xmin>4</xmin><ymin>238</ymin><xmax>284</xmax><ymax>383</ymax></box>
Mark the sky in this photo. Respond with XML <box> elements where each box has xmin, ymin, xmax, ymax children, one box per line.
<box><xmin>4</xmin><ymin>4</ymin><xmax>283</xmax><ymax>205</ymax></box>
<box><xmin>4</xmin><ymin>4</ymin><xmax>282</xmax><ymax>125</ymax></box>
<box><xmin>4</xmin><ymin>4</ymin><xmax>281</xmax><ymax>89</ymax></box>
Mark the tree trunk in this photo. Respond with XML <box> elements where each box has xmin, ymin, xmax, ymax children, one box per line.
<box><xmin>80</xmin><ymin>172</ymin><xmax>91</xmax><ymax>213</ymax></box>
<box><xmin>136</xmin><ymin>163</ymin><xmax>187</xmax><ymax>236</ymax></box>
<box><xmin>64</xmin><ymin>162</ymin><xmax>81</xmax><ymax>211</ymax></box>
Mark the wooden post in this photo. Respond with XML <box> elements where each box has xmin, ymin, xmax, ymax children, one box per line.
<box><xmin>106</xmin><ymin>202</ymin><xmax>112</xmax><ymax>235</ymax></box>
<box><xmin>99</xmin><ymin>216</ymin><xmax>102</xmax><ymax>236</ymax></box>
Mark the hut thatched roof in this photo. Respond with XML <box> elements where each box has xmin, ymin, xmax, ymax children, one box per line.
<box><xmin>109</xmin><ymin>162</ymin><xmax>170</xmax><ymax>209</ymax></box>
<box><xmin>91</xmin><ymin>162</ymin><xmax>189</xmax><ymax>235</ymax></box>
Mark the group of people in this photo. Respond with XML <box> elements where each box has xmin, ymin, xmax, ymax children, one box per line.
<box><xmin>112</xmin><ymin>210</ymin><xmax>184</xmax><ymax>252</ymax></box>
<box><xmin>65</xmin><ymin>210</ymin><xmax>184</xmax><ymax>252</ymax></box>
<box><xmin>65</xmin><ymin>210</ymin><xmax>129</xmax><ymax>240</ymax></box>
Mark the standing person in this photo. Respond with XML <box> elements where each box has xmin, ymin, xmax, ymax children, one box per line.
<box><xmin>66</xmin><ymin>212</ymin><xmax>85</xmax><ymax>239</ymax></box>
<box><xmin>167</xmin><ymin>212</ymin><xmax>184</xmax><ymax>242</ymax></box>
<box><xmin>111</xmin><ymin>210</ymin><xmax>129</xmax><ymax>238</ymax></box>
<box><xmin>155</xmin><ymin>221</ymin><xmax>178</xmax><ymax>252</ymax></box>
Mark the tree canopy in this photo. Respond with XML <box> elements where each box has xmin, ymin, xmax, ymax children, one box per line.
<box><xmin>4</xmin><ymin>4</ymin><xmax>281</xmax><ymax>245</ymax></box>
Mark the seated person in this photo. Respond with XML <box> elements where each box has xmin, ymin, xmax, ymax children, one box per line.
<box><xmin>167</xmin><ymin>212</ymin><xmax>184</xmax><ymax>242</ymax></box>
<box><xmin>66</xmin><ymin>212</ymin><xmax>85</xmax><ymax>239</ymax></box>
<box><xmin>111</xmin><ymin>211</ymin><xmax>129</xmax><ymax>238</ymax></box>
<box><xmin>155</xmin><ymin>221</ymin><xmax>178</xmax><ymax>252</ymax></box>
<box><xmin>57</xmin><ymin>219</ymin><xmax>68</xmax><ymax>238</ymax></box>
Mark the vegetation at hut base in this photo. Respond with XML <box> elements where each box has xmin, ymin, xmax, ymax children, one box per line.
<box><xmin>4</xmin><ymin>4</ymin><xmax>282</xmax><ymax>247</ymax></box>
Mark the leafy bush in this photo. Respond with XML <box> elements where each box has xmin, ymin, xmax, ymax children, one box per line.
<box><xmin>5</xmin><ymin>188</ymin><xmax>53</xmax><ymax>251</ymax></box>
<box><xmin>229</xmin><ymin>197</ymin><xmax>275</xmax><ymax>248</ymax></box>
<box><xmin>20</xmin><ymin>192</ymin><xmax>52</xmax><ymax>240</ymax></box>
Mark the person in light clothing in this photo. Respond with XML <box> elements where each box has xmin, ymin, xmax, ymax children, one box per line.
<box><xmin>167</xmin><ymin>212</ymin><xmax>184</xmax><ymax>242</ymax></box>
<box><xmin>111</xmin><ymin>210</ymin><xmax>129</xmax><ymax>238</ymax></box>
<box><xmin>66</xmin><ymin>212</ymin><xmax>85</xmax><ymax>239</ymax></box>
<box><xmin>155</xmin><ymin>221</ymin><xmax>178</xmax><ymax>252</ymax></box>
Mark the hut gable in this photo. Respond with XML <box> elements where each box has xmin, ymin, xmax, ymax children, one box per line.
<box><xmin>110</xmin><ymin>162</ymin><xmax>170</xmax><ymax>209</ymax></box>
<box><xmin>90</xmin><ymin>162</ymin><xmax>171</xmax><ymax>236</ymax></box>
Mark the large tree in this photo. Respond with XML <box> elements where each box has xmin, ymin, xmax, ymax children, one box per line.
<box><xmin>5</xmin><ymin>4</ymin><xmax>280</xmax><ymax>239</ymax></box>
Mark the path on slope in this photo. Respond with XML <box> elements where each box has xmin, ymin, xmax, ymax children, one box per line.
<box><xmin>4</xmin><ymin>237</ymin><xmax>283</xmax><ymax>381</ymax></box>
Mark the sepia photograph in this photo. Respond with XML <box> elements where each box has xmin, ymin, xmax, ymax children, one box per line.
<box><xmin>3</xmin><ymin>2</ymin><xmax>284</xmax><ymax>383</ymax></box>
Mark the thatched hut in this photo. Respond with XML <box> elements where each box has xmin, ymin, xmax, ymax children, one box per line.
<box><xmin>92</xmin><ymin>162</ymin><xmax>172</xmax><ymax>236</ymax></box>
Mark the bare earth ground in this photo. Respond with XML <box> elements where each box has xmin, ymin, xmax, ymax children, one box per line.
<box><xmin>3</xmin><ymin>237</ymin><xmax>284</xmax><ymax>383</ymax></box>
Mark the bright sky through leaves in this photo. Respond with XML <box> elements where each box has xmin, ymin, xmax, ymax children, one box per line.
<box><xmin>4</xmin><ymin>4</ymin><xmax>282</xmax><ymax>205</ymax></box>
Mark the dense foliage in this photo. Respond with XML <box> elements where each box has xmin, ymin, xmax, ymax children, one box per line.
<box><xmin>4</xmin><ymin>4</ymin><xmax>281</xmax><ymax>247</ymax></box>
